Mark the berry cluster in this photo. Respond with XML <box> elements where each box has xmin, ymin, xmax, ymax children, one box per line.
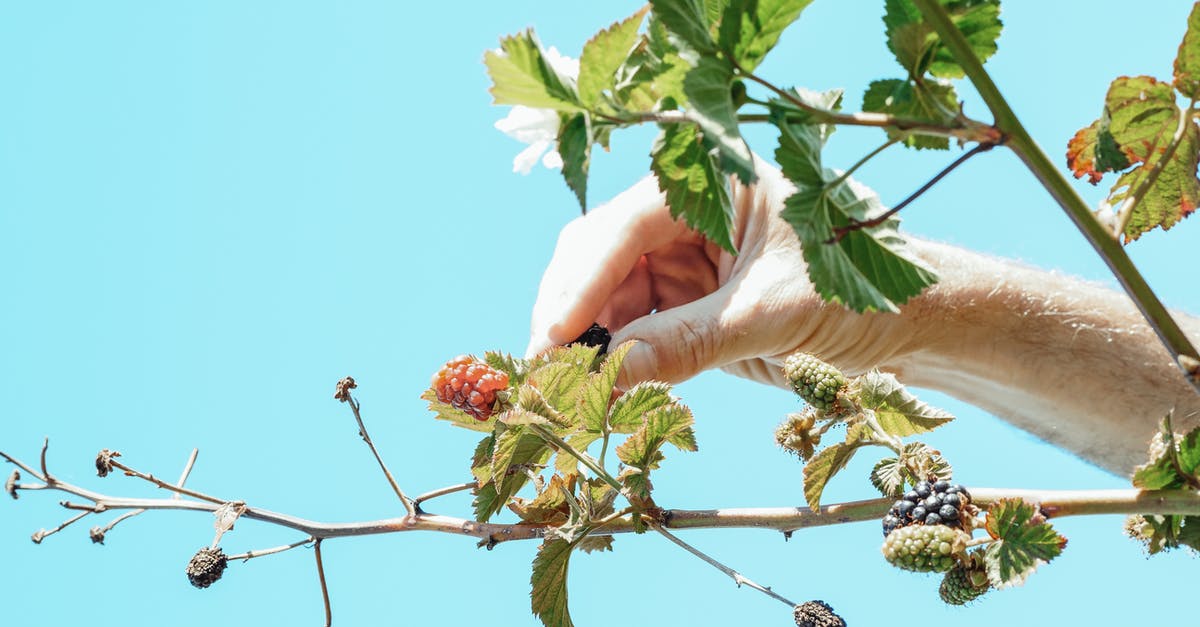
<box><xmin>881</xmin><ymin>524</ymin><xmax>969</xmax><ymax>573</ymax></box>
<box><xmin>881</xmin><ymin>480</ymin><xmax>971</xmax><ymax>536</ymax></box>
<box><xmin>570</xmin><ymin>323</ymin><xmax>611</xmax><ymax>354</ymax></box>
<box><xmin>432</xmin><ymin>356</ymin><xmax>510</xmax><ymax>421</ymax></box>
<box><xmin>793</xmin><ymin>600</ymin><xmax>846</xmax><ymax>627</ymax></box>
<box><xmin>783</xmin><ymin>354</ymin><xmax>847</xmax><ymax>412</ymax></box>
<box><xmin>186</xmin><ymin>547</ymin><xmax>228</xmax><ymax>589</ymax></box>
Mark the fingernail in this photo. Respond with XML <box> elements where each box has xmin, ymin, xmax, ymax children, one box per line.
<box><xmin>617</xmin><ymin>341</ymin><xmax>657</xmax><ymax>389</ymax></box>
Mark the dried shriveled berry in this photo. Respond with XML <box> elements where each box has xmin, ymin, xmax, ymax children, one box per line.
<box><xmin>432</xmin><ymin>356</ymin><xmax>510</xmax><ymax>421</ymax></box>
<box><xmin>186</xmin><ymin>547</ymin><xmax>228</xmax><ymax>589</ymax></box>
<box><xmin>882</xmin><ymin>524</ymin><xmax>969</xmax><ymax>573</ymax></box>
<box><xmin>783</xmin><ymin>354</ymin><xmax>847</xmax><ymax>412</ymax></box>
<box><xmin>793</xmin><ymin>600</ymin><xmax>846</xmax><ymax>627</ymax></box>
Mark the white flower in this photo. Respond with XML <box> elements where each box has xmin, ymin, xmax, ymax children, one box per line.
<box><xmin>494</xmin><ymin>47</ymin><xmax>578</xmax><ymax>175</ymax></box>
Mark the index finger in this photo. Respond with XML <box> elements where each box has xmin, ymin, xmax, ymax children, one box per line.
<box><xmin>526</xmin><ymin>175</ymin><xmax>688</xmax><ymax>357</ymax></box>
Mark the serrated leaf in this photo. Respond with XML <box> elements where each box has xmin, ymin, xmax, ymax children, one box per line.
<box><xmin>577</xmin><ymin>343</ymin><xmax>633</xmax><ymax>433</ymax></box>
<box><xmin>883</xmin><ymin>0</ymin><xmax>1002</xmax><ymax>79</ymax></box>
<box><xmin>650</xmin><ymin>0</ymin><xmax>717</xmax><ymax>55</ymax></box>
<box><xmin>984</xmin><ymin>498</ymin><xmax>1066</xmax><ymax>589</ymax></box>
<box><xmin>485</xmin><ymin>351</ymin><xmax>530</xmax><ymax>386</ymax></box>
<box><xmin>531</xmin><ymin>539</ymin><xmax>577</xmax><ymax>627</ymax></box>
<box><xmin>682</xmin><ymin>57</ymin><xmax>756</xmax><ymax>184</ymax></box>
<box><xmin>650</xmin><ymin>122</ymin><xmax>737</xmax><ymax>253</ymax></box>
<box><xmin>484</xmin><ymin>426</ymin><xmax>553</xmax><ymax>521</ymax></box>
<box><xmin>558</xmin><ymin>113</ymin><xmax>592</xmax><ymax>211</ymax></box>
<box><xmin>618</xmin><ymin>465</ymin><xmax>656</xmax><ymax>499</ymax></box>
<box><xmin>512</xmin><ymin>474</ymin><xmax>577</xmax><ymax>525</ymax></box>
<box><xmin>422</xmin><ymin>389</ymin><xmax>494</xmax><ymax>433</ymax></box>
<box><xmin>1175</xmin><ymin>2</ymin><xmax>1200</xmax><ymax>98</ymax></box>
<box><xmin>486</xmin><ymin>30</ymin><xmax>582</xmax><ymax>112</ymax></box>
<box><xmin>529</xmin><ymin>355</ymin><xmax>593</xmax><ymax>422</ymax></box>
<box><xmin>861</xmin><ymin>78</ymin><xmax>958</xmax><ymax>150</ymax></box>
<box><xmin>471</xmin><ymin>434</ymin><xmax>497</xmax><ymax>485</ymax></box>
<box><xmin>1110</xmin><ymin>119</ymin><xmax>1200</xmax><ymax>242</ymax></box>
<box><xmin>608</xmin><ymin>381</ymin><xmax>674</xmax><ymax>433</ymax></box>
<box><xmin>1177</xmin><ymin>516</ymin><xmax>1200</xmax><ymax>553</ymax></box>
<box><xmin>774</xmin><ymin>103</ymin><xmax>938</xmax><ymax>312</ymax></box>
<box><xmin>718</xmin><ymin>0</ymin><xmax>814</xmax><ymax>72</ymax></box>
<box><xmin>802</xmin><ymin>441</ymin><xmax>864</xmax><ymax>509</ymax></box>
<box><xmin>858</xmin><ymin>370</ymin><xmax>954</xmax><ymax>436</ymax></box>
<box><xmin>870</xmin><ymin>457</ymin><xmax>906</xmax><ymax>498</ymax></box>
<box><xmin>616</xmin><ymin>404</ymin><xmax>697</xmax><ymax>467</ymax></box>
<box><xmin>499</xmin><ymin>407</ymin><xmax>555</xmax><ymax>427</ymax></box>
<box><xmin>579</xmin><ymin>7</ymin><xmax>649</xmax><ymax>107</ymax></box>
<box><xmin>472</xmin><ymin>482</ymin><xmax>502</xmax><ymax>522</ymax></box>
<box><xmin>576</xmin><ymin>536</ymin><xmax>615</xmax><ymax>554</ymax></box>
<box><xmin>1066</xmin><ymin>114</ymin><xmax>1132</xmax><ymax>185</ymax></box>
<box><xmin>900</xmin><ymin>441</ymin><xmax>954</xmax><ymax>483</ymax></box>
<box><xmin>1133</xmin><ymin>418</ymin><xmax>1200</xmax><ymax>489</ymax></box>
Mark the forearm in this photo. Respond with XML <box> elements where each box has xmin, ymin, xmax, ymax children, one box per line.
<box><xmin>882</xmin><ymin>240</ymin><xmax>1200</xmax><ymax>476</ymax></box>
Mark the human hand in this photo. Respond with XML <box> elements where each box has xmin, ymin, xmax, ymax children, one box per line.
<box><xmin>525</xmin><ymin>160</ymin><xmax>916</xmax><ymax>389</ymax></box>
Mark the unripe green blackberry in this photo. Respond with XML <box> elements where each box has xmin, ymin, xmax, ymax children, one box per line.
<box><xmin>881</xmin><ymin>524</ymin><xmax>968</xmax><ymax>573</ymax></box>
<box><xmin>939</xmin><ymin>550</ymin><xmax>990</xmax><ymax>605</ymax></box>
<box><xmin>793</xmin><ymin>600</ymin><xmax>846</xmax><ymax>627</ymax></box>
<box><xmin>186</xmin><ymin>547</ymin><xmax>228</xmax><ymax>589</ymax></box>
<box><xmin>783</xmin><ymin>353</ymin><xmax>847</xmax><ymax>412</ymax></box>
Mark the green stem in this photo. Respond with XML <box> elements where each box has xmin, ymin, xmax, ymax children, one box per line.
<box><xmin>911</xmin><ymin>0</ymin><xmax>1200</xmax><ymax>391</ymax></box>
<box><xmin>529</xmin><ymin>424</ymin><xmax>622</xmax><ymax>493</ymax></box>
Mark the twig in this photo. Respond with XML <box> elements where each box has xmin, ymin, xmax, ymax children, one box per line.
<box><xmin>651</xmin><ymin>522</ymin><xmax>796</xmax><ymax>608</ymax></box>
<box><xmin>412</xmin><ymin>481</ymin><xmax>478</xmax><ymax>512</ymax></box>
<box><xmin>828</xmin><ymin>141</ymin><xmax>997</xmax><ymax>243</ymax></box>
<box><xmin>98</xmin><ymin>449</ymin><xmax>199</xmax><ymax>538</ymax></box>
<box><xmin>342</xmin><ymin>393</ymin><xmax>416</xmax><ymax>518</ymax></box>
<box><xmin>108</xmin><ymin>458</ymin><xmax>225</xmax><ymax>505</ymax></box>
<box><xmin>228</xmin><ymin>536</ymin><xmax>315</xmax><ymax>562</ymax></box>
<box><xmin>1113</xmin><ymin>100</ymin><xmax>1197</xmax><ymax>238</ymax></box>
<box><xmin>910</xmin><ymin>0</ymin><xmax>1200</xmax><ymax>392</ymax></box>
<box><xmin>39</xmin><ymin>438</ymin><xmax>52</xmax><ymax>483</ymax></box>
<box><xmin>314</xmin><ymin>539</ymin><xmax>332</xmax><ymax>627</ymax></box>
<box><xmin>31</xmin><ymin>510</ymin><xmax>91</xmax><ymax>544</ymax></box>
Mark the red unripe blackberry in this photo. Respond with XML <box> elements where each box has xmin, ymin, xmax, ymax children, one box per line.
<box><xmin>432</xmin><ymin>356</ymin><xmax>510</xmax><ymax>420</ymax></box>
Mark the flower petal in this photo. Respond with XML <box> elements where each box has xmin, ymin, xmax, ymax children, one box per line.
<box><xmin>495</xmin><ymin>106</ymin><xmax>560</xmax><ymax>144</ymax></box>
<box><xmin>513</xmin><ymin>139</ymin><xmax>551</xmax><ymax>175</ymax></box>
<box><xmin>541</xmin><ymin>149</ymin><xmax>563</xmax><ymax>170</ymax></box>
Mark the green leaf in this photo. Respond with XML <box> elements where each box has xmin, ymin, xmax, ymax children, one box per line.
<box><xmin>900</xmin><ymin>442</ymin><xmax>953</xmax><ymax>483</ymax></box>
<box><xmin>557</xmin><ymin>113</ymin><xmax>592</xmax><ymax>211</ymax></box>
<box><xmin>983</xmin><ymin>498</ymin><xmax>1067</xmax><ymax>589</ymax></box>
<box><xmin>1175</xmin><ymin>2</ymin><xmax>1200</xmax><ymax>98</ymax></box>
<box><xmin>555</xmin><ymin>432</ymin><xmax>602</xmax><ymax>475</ymax></box>
<box><xmin>472</xmin><ymin>482</ymin><xmax>503</xmax><ymax>522</ymax></box>
<box><xmin>802</xmin><ymin>441</ymin><xmax>865</xmax><ymax>509</ymax></box>
<box><xmin>718</xmin><ymin>0</ymin><xmax>815</xmax><ymax>73</ymax></box>
<box><xmin>471</xmin><ymin>434</ymin><xmax>497</xmax><ymax>486</ymax></box>
<box><xmin>485</xmin><ymin>351</ymin><xmax>530</xmax><ymax>386</ymax></box>
<box><xmin>682</xmin><ymin>57</ymin><xmax>756</xmax><ymax>184</ymax></box>
<box><xmin>422</xmin><ymin>388</ymin><xmax>494</xmax><ymax>433</ymax></box>
<box><xmin>858</xmin><ymin>370</ymin><xmax>954</xmax><ymax>436</ymax></box>
<box><xmin>870</xmin><ymin>457</ymin><xmax>906</xmax><ymax>498</ymax></box>
<box><xmin>861</xmin><ymin>78</ymin><xmax>958</xmax><ymax>150</ymax></box>
<box><xmin>1177</xmin><ymin>516</ymin><xmax>1200</xmax><ymax>553</ymax></box>
<box><xmin>529</xmin><ymin>355</ymin><xmax>594</xmax><ymax>421</ymax></box>
<box><xmin>485</xmin><ymin>425</ymin><xmax>553</xmax><ymax>521</ymax></box>
<box><xmin>511</xmin><ymin>474</ymin><xmax>576</xmax><ymax>525</ymax></box>
<box><xmin>649</xmin><ymin>0</ymin><xmax>718</xmax><ymax>55</ymax></box>
<box><xmin>1110</xmin><ymin>119</ymin><xmax>1200</xmax><ymax>242</ymax></box>
<box><xmin>1105</xmin><ymin>76</ymin><xmax>1177</xmax><ymax>163</ymax></box>
<box><xmin>618</xmin><ymin>465</ymin><xmax>656</xmax><ymax>499</ymax></box>
<box><xmin>486</xmin><ymin>30</ymin><xmax>582</xmax><ymax>111</ymax></box>
<box><xmin>531</xmin><ymin>539</ymin><xmax>577</xmax><ymax>627</ymax></box>
<box><xmin>616</xmin><ymin>404</ymin><xmax>697</xmax><ymax>468</ymax></box>
<box><xmin>577</xmin><ymin>342</ymin><xmax>633</xmax><ymax>433</ymax></box>
<box><xmin>499</xmin><ymin>406</ymin><xmax>555</xmax><ymax>427</ymax></box>
<box><xmin>883</xmin><ymin>0</ymin><xmax>1002</xmax><ymax>79</ymax></box>
<box><xmin>1066</xmin><ymin>113</ymin><xmax>1132</xmax><ymax>185</ymax></box>
<box><xmin>650</xmin><ymin>122</ymin><xmax>737</xmax><ymax>253</ymax></box>
<box><xmin>576</xmin><ymin>536</ymin><xmax>615</xmax><ymax>553</ymax></box>
<box><xmin>608</xmin><ymin>381</ymin><xmax>675</xmax><ymax>433</ymax></box>
<box><xmin>773</xmin><ymin>102</ymin><xmax>939</xmax><ymax>312</ymax></box>
<box><xmin>1132</xmin><ymin>417</ymin><xmax>1200</xmax><ymax>489</ymax></box>
<box><xmin>578</xmin><ymin>7</ymin><xmax>649</xmax><ymax>107</ymax></box>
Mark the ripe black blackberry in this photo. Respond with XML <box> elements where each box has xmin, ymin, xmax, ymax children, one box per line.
<box><xmin>881</xmin><ymin>479</ymin><xmax>971</xmax><ymax>536</ymax></box>
<box><xmin>186</xmin><ymin>547</ymin><xmax>228</xmax><ymax>589</ymax></box>
<box><xmin>570</xmin><ymin>323</ymin><xmax>611</xmax><ymax>355</ymax></box>
<box><xmin>793</xmin><ymin>600</ymin><xmax>846</xmax><ymax>627</ymax></box>
<box><xmin>783</xmin><ymin>353</ymin><xmax>847</xmax><ymax>412</ymax></box>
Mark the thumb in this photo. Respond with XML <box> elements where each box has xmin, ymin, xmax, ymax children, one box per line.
<box><xmin>611</xmin><ymin>290</ymin><xmax>743</xmax><ymax>388</ymax></box>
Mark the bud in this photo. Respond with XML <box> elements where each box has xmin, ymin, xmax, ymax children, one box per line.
<box><xmin>95</xmin><ymin>449</ymin><xmax>121</xmax><ymax>478</ymax></box>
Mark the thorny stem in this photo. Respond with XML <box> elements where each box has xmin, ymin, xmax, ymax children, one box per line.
<box><xmin>911</xmin><ymin>0</ymin><xmax>1200</xmax><ymax>391</ymax></box>
<box><xmin>227</xmin><ymin>536</ymin><xmax>316</xmax><ymax>562</ymax></box>
<box><xmin>343</xmin><ymin>394</ymin><xmax>416</xmax><ymax>518</ymax></box>
<box><xmin>829</xmin><ymin>141</ymin><xmax>998</xmax><ymax>243</ymax></box>
<box><xmin>1113</xmin><ymin>100</ymin><xmax>1197</xmax><ymax>236</ymax></box>
<box><xmin>651</xmin><ymin>522</ymin><xmax>797</xmax><ymax>608</ymax></box>
<box><xmin>314</xmin><ymin>539</ymin><xmax>332</xmax><ymax>627</ymax></box>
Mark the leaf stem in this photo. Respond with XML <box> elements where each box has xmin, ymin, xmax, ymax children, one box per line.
<box><xmin>529</xmin><ymin>424</ymin><xmax>623</xmax><ymax>493</ymax></box>
<box><xmin>910</xmin><ymin>0</ymin><xmax>1200</xmax><ymax>391</ymax></box>
<box><xmin>1113</xmin><ymin>100</ymin><xmax>1197</xmax><ymax>237</ymax></box>
<box><xmin>826</xmin><ymin>138</ymin><xmax>901</xmax><ymax>190</ymax></box>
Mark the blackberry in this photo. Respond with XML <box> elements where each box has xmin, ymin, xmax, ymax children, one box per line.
<box><xmin>793</xmin><ymin>600</ymin><xmax>846</xmax><ymax>627</ymax></box>
<box><xmin>186</xmin><ymin>547</ymin><xmax>228</xmax><ymax>589</ymax></box>
<box><xmin>431</xmin><ymin>356</ymin><xmax>510</xmax><ymax>421</ymax></box>
<box><xmin>570</xmin><ymin>323</ymin><xmax>611</xmax><ymax>355</ymax></box>
<box><xmin>939</xmin><ymin>551</ymin><xmax>990</xmax><ymax>605</ymax></box>
<box><xmin>881</xmin><ymin>480</ymin><xmax>972</xmax><ymax>536</ymax></box>
<box><xmin>882</xmin><ymin>524</ymin><xmax>969</xmax><ymax>573</ymax></box>
<box><xmin>783</xmin><ymin>353</ymin><xmax>847</xmax><ymax>412</ymax></box>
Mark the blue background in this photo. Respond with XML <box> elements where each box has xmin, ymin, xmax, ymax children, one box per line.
<box><xmin>1</xmin><ymin>1</ymin><xmax>1196</xmax><ymax>625</ymax></box>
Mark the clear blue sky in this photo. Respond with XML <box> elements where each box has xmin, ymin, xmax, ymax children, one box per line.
<box><xmin>1</xmin><ymin>2</ymin><xmax>1196</xmax><ymax>625</ymax></box>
